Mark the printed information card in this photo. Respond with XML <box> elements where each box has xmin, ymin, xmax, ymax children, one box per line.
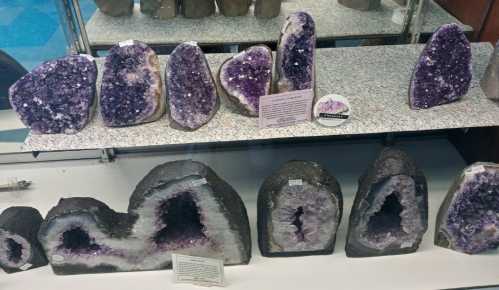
<box><xmin>259</xmin><ymin>89</ymin><xmax>314</xmax><ymax>129</ymax></box>
<box><xmin>172</xmin><ymin>254</ymin><xmax>225</xmax><ymax>287</ymax></box>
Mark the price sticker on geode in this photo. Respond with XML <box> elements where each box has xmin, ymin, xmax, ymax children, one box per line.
<box><xmin>80</xmin><ymin>54</ymin><xmax>94</xmax><ymax>62</ymax></box>
<box><xmin>119</xmin><ymin>39</ymin><xmax>135</xmax><ymax>47</ymax></box>
<box><xmin>465</xmin><ymin>165</ymin><xmax>486</xmax><ymax>177</ymax></box>
<box><xmin>172</xmin><ymin>254</ymin><xmax>224</xmax><ymax>287</ymax></box>
<box><xmin>19</xmin><ymin>263</ymin><xmax>32</xmax><ymax>271</ymax></box>
<box><xmin>190</xmin><ymin>178</ymin><xmax>207</xmax><ymax>187</ymax></box>
<box><xmin>288</xmin><ymin>179</ymin><xmax>303</xmax><ymax>186</ymax></box>
<box><xmin>313</xmin><ymin>94</ymin><xmax>351</xmax><ymax>127</ymax></box>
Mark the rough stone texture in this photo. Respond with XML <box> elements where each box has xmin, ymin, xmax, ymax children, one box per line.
<box><xmin>0</xmin><ymin>207</ymin><xmax>48</xmax><ymax>273</ymax></box>
<box><xmin>254</xmin><ymin>0</ymin><xmax>281</xmax><ymax>18</ymax></box>
<box><xmin>346</xmin><ymin>148</ymin><xmax>428</xmax><ymax>257</ymax></box>
<box><xmin>338</xmin><ymin>0</ymin><xmax>381</xmax><ymax>11</ymax></box>
<box><xmin>409</xmin><ymin>23</ymin><xmax>472</xmax><ymax>109</ymax></box>
<box><xmin>9</xmin><ymin>55</ymin><xmax>97</xmax><ymax>134</ymax></box>
<box><xmin>218</xmin><ymin>45</ymin><xmax>272</xmax><ymax>117</ymax></box>
<box><xmin>140</xmin><ymin>0</ymin><xmax>177</xmax><ymax>19</ymax></box>
<box><xmin>393</xmin><ymin>0</ymin><xmax>407</xmax><ymax>6</ymax></box>
<box><xmin>100</xmin><ymin>40</ymin><xmax>164</xmax><ymax>127</ymax></box>
<box><xmin>258</xmin><ymin>160</ymin><xmax>343</xmax><ymax>257</ymax></box>
<box><xmin>94</xmin><ymin>0</ymin><xmax>134</xmax><ymax>16</ymax></box>
<box><xmin>166</xmin><ymin>42</ymin><xmax>219</xmax><ymax>131</ymax></box>
<box><xmin>480</xmin><ymin>41</ymin><xmax>499</xmax><ymax>100</ymax></box>
<box><xmin>216</xmin><ymin>0</ymin><xmax>250</xmax><ymax>16</ymax></box>
<box><xmin>181</xmin><ymin>0</ymin><xmax>215</xmax><ymax>18</ymax></box>
<box><xmin>435</xmin><ymin>162</ymin><xmax>499</xmax><ymax>254</ymax></box>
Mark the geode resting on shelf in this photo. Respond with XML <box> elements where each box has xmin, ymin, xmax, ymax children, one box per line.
<box><xmin>219</xmin><ymin>45</ymin><xmax>272</xmax><ymax>117</ymax></box>
<box><xmin>254</xmin><ymin>0</ymin><xmax>281</xmax><ymax>18</ymax></box>
<box><xmin>435</xmin><ymin>162</ymin><xmax>499</xmax><ymax>254</ymax></box>
<box><xmin>38</xmin><ymin>160</ymin><xmax>251</xmax><ymax>275</ymax></box>
<box><xmin>94</xmin><ymin>0</ymin><xmax>134</xmax><ymax>17</ymax></box>
<box><xmin>480</xmin><ymin>41</ymin><xmax>499</xmax><ymax>100</ymax></box>
<box><xmin>100</xmin><ymin>40</ymin><xmax>164</xmax><ymax>127</ymax></box>
<box><xmin>181</xmin><ymin>0</ymin><xmax>215</xmax><ymax>18</ymax></box>
<box><xmin>276</xmin><ymin>12</ymin><xmax>316</xmax><ymax>94</ymax></box>
<box><xmin>258</xmin><ymin>160</ymin><xmax>343</xmax><ymax>257</ymax></box>
<box><xmin>409</xmin><ymin>23</ymin><xmax>472</xmax><ymax>109</ymax></box>
<box><xmin>9</xmin><ymin>55</ymin><xmax>98</xmax><ymax>134</ymax></box>
<box><xmin>166</xmin><ymin>42</ymin><xmax>219</xmax><ymax>130</ymax></box>
<box><xmin>337</xmin><ymin>0</ymin><xmax>380</xmax><ymax>11</ymax></box>
<box><xmin>0</xmin><ymin>207</ymin><xmax>47</xmax><ymax>273</ymax></box>
<box><xmin>140</xmin><ymin>0</ymin><xmax>177</xmax><ymax>19</ymax></box>
<box><xmin>216</xmin><ymin>0</ymin><xmax>250</xmax><ymax>16</ymax></box>
<box><xmin>345</xmin><ymin>148</ymin><xmax>428</xmax><ymax>257</ymax></box>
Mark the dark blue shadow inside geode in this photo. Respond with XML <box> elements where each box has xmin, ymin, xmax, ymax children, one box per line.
<box><xmin>367</xmin><ymin>193</ymin><xmax>403</xmax><ymax>237</ymax></box>
<box><xmin>6</xmin><ymin>238</ymin><xmax>22</xmax><ymax>263</ymax></box>
<box><xmin>291</xmin><ymin>206</ymin><xmax>305</xmax><ymax>242</ymax></box>
<box><xmin>61</xmin><ymin>227</ymin><xmax>100</xmax><ymax>253</ymax></box>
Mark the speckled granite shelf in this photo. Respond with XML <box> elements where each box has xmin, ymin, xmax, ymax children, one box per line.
<box><xmin>85</xmin><ymin>0</ymin><xmax>472</xmax><ymax>48</ymax></box>
<box><xmin>24</xmin><ymin>43</ymin><xmax>499</xmax><ymax>152</ymax></box>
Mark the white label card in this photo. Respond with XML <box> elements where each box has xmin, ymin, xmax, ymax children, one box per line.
<box><xmin>19</xmin><ymin>263</ymin><xmax>32</xmax><ymax>271</ymax></box>
<box><xmin>172</xmin><ymin>254</ymin><xmax>224</xmax><ymax>287</ymax></box>
<box><xmin>259</xmin><ymin>89</ymin><xmax>314</xmax><ymax>129</ymax></box>
<box><xmin>288</xmin><ymin>179</ymin><xmax>303</xmax><ymax>186</ymax></box>
<box><xmin>119</xmin><ymin>39</ymin><xmax>135</xmax><ymax>47</ymax></box>
<box><xmin>80</xmin><ymin>54</ymin><xmax>94</xmax><ymax>62</ymax></box>
<box><xmin>465</xmin><ymin>165</ymin><xmax>486</xmax><ymax>177</ymax></box>
<box><xmin>190</xmin><ymin>178</ymin><xmax>207</xmax><ymax>187</ymax></box>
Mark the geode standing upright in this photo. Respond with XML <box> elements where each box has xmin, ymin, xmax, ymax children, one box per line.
<box><xmin>166</xmin><ymin>42</ymin><xmax>219</xmax><ymax>130</ymax></box>
<box><xmin>140</xmin><ymin>0</ymin><xmax>177</xmax><ymax>19</ymax></box>
<box><xmin>94</xmin><ymin>0</ymin><xmax>134</xmax><ymax>16</ymax></box>
<box><xmin>345</xmin><ymin>148</ymin><xmax>428</xmax><ymax>257</ymax></box>
<box><xmin>219</xmin><ymin>45</ymin><xmax>273</xmax><ymax>117</ymax></box>
<box><xmin>181</xmin><ymin>0</ymin><xmax>215</xmax><ymax>18</ymax></box>
<box><xmin>435</xmin><ymin>162</ymin><xmax>499</xmax><ymax>254</ymax></box>
<box><xmin>338</xmin><ymin>0</ymin><xmax>380</xmax><ymax>11</ymax></box>
<box><xmin>100</xmin><ymin>40</ymin><xmax>164</xmax><ymax>127</ymax></box>
<box><xmin>480</xmin><ymin>41</ymin><xmax>499</xmax><ymax>100</ymax></box>
<box><xmin>254</xmin><ymin>0</ymin><xmax>281</xmax><ymax>18</ymax></box>
<box><xmin>409</xmin><ymin>23</ymin><xmax>472</xmax><ymax>109</ymax></box>
<box><xmin>0</xmin><ymin>207</ymin><xmax>47</xmax><ymax>273</ymax></box>
<box><xmin>216</xmin><ymin>0</ymin><xmax>250</xmax><ymax>16</ymax></box>
<box><xmin>258</xmin><ymin>161</ymin><xmax>343</xmax><ymax>257</ymax></box>
<box><xmin>9</xmin><ymin>55</ymin><xmax>98</xmax><ymax>134</ymax></box>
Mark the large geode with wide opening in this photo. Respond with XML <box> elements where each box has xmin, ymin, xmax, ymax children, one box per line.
<box><xmin>0</xmin><ymin>207</ymin><xmax>47</xmax><ymax>273</ymax></box>
<box><xmin>258</xmin><ymin>160</ymin><xmax>343</xmax><ymax>257</ymax></box>
<box><xmin>435</xmin><ymin>162</ymin><xmax>499</xmax><ymax>254</ymax></box>
<box><xmin>9</xmin><ymin>55</ymin><xmax>97</xmax><ymax>134</ymax></box>
<box><xmin>38</xmin><ymin>160</ymin><xmax>251</xmax><ymax>275</ymax></box>
<box><xmin>480</xmin><ymin>41</ymin><xmax>499</xmax><ymax>100</ymax></box>
<box><xmin>345</xmin><ymin>148</ymin><xmax>428</xmax><ymax>257</ymax></box>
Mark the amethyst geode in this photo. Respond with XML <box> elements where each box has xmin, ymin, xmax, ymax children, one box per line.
<box><xmin>9</xmin><ymin>55</ymin><xmax>97</xmax><ymax>134</ymax></box>
<box><xmin>345</xmin><ymin>148</ymin><xmax>428</xmax><ymax>257</ymax></box>
<box><xmin>100</xmin><ymin>40</ymin><xmax>164</xmax><ymax>127</ymax></box>
<box><xmin>166</xmin><ymin>42</ymin><xmax>219</xmax><ymax>130</ymax></box>
<box><xmin>409</xmin><ymin>23</ymin><xmax>472</xmax><ymax>109</ymax></box>
<box><xmin>38</xmin><ymin>160</ymin><xmax>251</xmax><ymax>275</ymax></box>
<box><xmin>258</xmin><ymin>161</ymin><xmax>343</xmax><ymax>257</ymax></box>
<box><xmin>219</xmin><ymin>45</ymin><xmax>272</xmax><ymax>117</ymax></box>
<box><xmin>480</xmin><ymin>41</ymin><xmax>499</xmax><ymax>100</ymax></box>
<box><xmin>0</xmin><ymin>207</ymin><xmax>48</xmax><ymax>273</ymax></box>
<box><xmin>435</xmin><ymin>162</ymin><xmax>499</xmax><ymax>254</ymax></box>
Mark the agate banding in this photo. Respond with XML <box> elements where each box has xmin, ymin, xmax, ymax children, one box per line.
<box><xmin>338</xmin><ymin>0</ymin><xmax>381</xmax><ymax>11</ymax></box>
<box><xmin>480</xmin><ymin>41</ymin><xmax>499</xmax><ymax>100</ymax></box>
<box><xmin>254</xmin><ymin>0</ymin><xmax>281</xmax><ymax>18</ymax></box>
<box><xmin>140</xmin><ymin>0</ymin><xmax>177</xmax><ymax>19</ymax></box>
<box><xmin>94</xmin><ymin>0</ymin><xmax>134</xmax><ymax>16</ymax></box>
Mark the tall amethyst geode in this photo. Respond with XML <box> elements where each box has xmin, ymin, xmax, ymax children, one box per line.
<box><xmin>100</xmin><ymin>40</ymin><xmax>164</xmax><ymax>127</ymax></box>
<box><xmin>166</xmin><ymin>42</ymin><xmax>219</xmax><ymax>130</ymax></box>
<box><xmin>345</xmin><ymin>148</ymin><xmax>428</xmax><ymax>257</ymax></box>
<box><xmin>435</xmin><ymin>163</ymin><xmax>499</xmax><ymax>254</ymax></box>
<box><xmin>38</xmin><ymin>160</ymin><xmax>251</xmax><ymax>275</ymax></box>
<box><xmin>258</xmin><ymin>161</ymin><xmax>343</xmax><ymax>257</ymax></box>
<box><xmin>409</xmin><ymin>23</ymin><xmax>472</xmax><ymax>109</ymax></box>
<box><xmin>219</xmin><ymin>45</ymin><xmax>272</xmax><ymax>117</ymax></box>
<box><xmin>480</xmin><ymin>41</ymin><xmax>499</xmax><ymax>100</ymax></box>
<box><xmin>9</xmin><ymin>55</ymin><xmax>97</xmax><ymax>134</ymax></box>
<box><xmin>276</xmin><ymin>11</ymin><xmax>316</xmax><ymax>94</ymax></box>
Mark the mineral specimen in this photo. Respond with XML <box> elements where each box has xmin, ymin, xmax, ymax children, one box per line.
<box><xmin>0</xmin><ymin>207</ymin><xmax>48</xmax><ymax>273</ymax></box>
<box><xmin>338</xmin><ymin>0</ymin><xmax>381</xmax><ymax>11</ymax></box>
<box><xmin>166</xmin><ymin>42</ymin><xmax>219</xmax><ymax>130</ymax></box>
<box><xmin>38</xmin><ymin>160</ymin><xmax>251</xmax><ymax>275</ymax></box>
<box><xmin>219</xmin><ymin>45</ymin><xmax>272</xmax><ymax>117</ymax></box>
<box><xmin>181</xmin><ymin>0</ymin><xmax>215</xmax><ymax>18</ymax></box>
<box><xmin>9</xmin><ymin>55</ymin><xmax>98</xmax><ymax>134</ymax></box>
<box><xmin>254</xmin><ymin>0</ymin><xmax>281</xmax><ymax>18</ymax></box>
<box><xmin>480</xmin><ymin>41</ymin><xmax>499</xmax><ymax>100</ymax></box>
<box><xmin>435</xmin><ymin>162</ymin><xmax>499</xmax><ymax>254</ymax></box>
<box><xmin>140</xmin><ymin>0</ymin><xmax>177</xmax><ymax>19</ymax></box>
<box><xmin>258</xmin><ymin>160</ymin><xmax>343</xmax><ymax>257</ymax></box>
<box><xmin>393</xmin><ymin>0</ymin><xmax>407</xmax><ymax>6</ymax></box>
<box><xmin>94</xmin><ymin>0</ymin><xmax>134</xmax><ymax>16</ymax></box>
<box><xmin>345</xmin><ymin>148</ymin><xmax>428</xmax><ymax>257</ymax></box>
<box><xmin>409</xmin><ymin>23</ymin><xmax>472</xmax><ymax>109</ymax></box>
<box><xmin>276</xmin><ymin>12</ymin><xmax>316</xmax><ymax>94</ymax></box>
<box><xmin>216</xmin><ymin>0</ymin><xmax>250</xmax><ymax>16</ymax></box>
<box><xmin>100</xmin><ymin>40</ymin><xmax>164</xmax><ymax>127</ymax></box>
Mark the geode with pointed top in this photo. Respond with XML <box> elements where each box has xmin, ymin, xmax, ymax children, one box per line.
<box><xmin>0</xmin><ymin>207</ymin><xmax>47</xmax><ymax>273</ymax></box>
<box><xmin>480</xmin><ymin>41</ymin><xmax>499</xmax><ymax>100</ymax></box>
<box><xmin>9</xmin><ymin>55</ymin><xmax>97</xmax><ymax>134</ymax></box>
<box><xmin>216</xmin><ymin>0</ymin><xmax>250</xmax><ymax>16</ymax></box>
<box><xmin>140</xmin><ymin>0</ymin><xmax>177</xmax><ymax>19</ymax></box>
<box><xmin>338</xmin><ymin>0</ymin><xmax>380</xmax><ymax>11</ymax></box>
<box><xmin>166</xmin><ymin>42</ymin><xmax>219</xmax><ymax>130</ymax></box>
<box><xmin>409</xmin><ymin>23</ymin><xmax>472</xmax><ymax>109</ymax></box>
<box><xmin>254</xmin><ymin>0</ymin><xmax>281</xmax><ymax>18</ymax></box>
<box><xmin>100</xmin><ymin>40</ymin><xmax>164</xmax><ymax>127</ymax></box>
<box><xmin>94</xmin><ymin>0</ymin><xmax>134</xmax><ymax>16</ymax></box>
<box><xmin>258</xmin><ymin>160</ymin><xmax>343</xmax><ymax>257</ymax></box>
<box><xmin>345</xmin><ymin>148</ymin><xmax>428</xmax><ymax>257</ymax></box>
<box><xmin>219</xmin><ymin>45</ymin><xmax>272</xmax><ymax>117</ymax></box>
<box><xmin>435</xmin><ymin>162</ymin><xmax>499</xmax><ymax>254</ymax></box>
<box><xmin>181</xmin><ymin>0</ymin><xmax>215</xmax><ymax>18</ymax></box>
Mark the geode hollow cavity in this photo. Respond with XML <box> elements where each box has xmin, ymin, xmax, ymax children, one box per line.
<box><xmin>258</xmin><ymin>160</ymin><xmax>343</xmax><ymax>257</ymax></box>
<box><xmin>480</xmin><ymin>41</ymin><xmax>499</xmax><ymax>100</ymax></box>
<box><xmin>345</xmin><ymin>148</ymin><xmax>428</xmax><ymax>257</ymax></box>
<box><xmin>219</xmin><ymin>45</ymin><xmax>272</xmax><ymax>117</ymax></box>
<box><xmin>409</xmin><ymin>23</ymin><xmax>472</xmax><ymax>109</ymax></box>
<box><xmin>100</xmin><ymin>40</ymin><xmax>164</xmax><ymax>127</ymax></box>
<box><xmin>38</xmin><ymin>160</ymin><xmax>251</xmax><ymax>275</ymax></box>
<box><xmin>166</xmin><ymin>42</ymin><xmax>219</xmax><ymax>130</ymax></box>
<box><xmin>94</xmin><ymin>0</ymin><xmax>133</xmax><ymax>16</ymax></box>
<box><xmin>254</xmin><ymin>0</ymin><xmax>281</xmax><ymax>18</ymax></box>
<box><xmin>0</xmin><ymin>207</ymin><xmax>48</xmax><ymax>273</ymax></box>
<box><xmin>338</xmin><ymin>0</ymin><xmax>380</xmax><ymax>11</ymax></box>
<box><xmin>9</xmin><ymin>55</ymin><xmax>97</xmax><ymax>134</ymax></box>
<box><xmin>435</xmin><ymin>162</ymin><xmax>499</xmax><ymax>254</ymax></box>
<box><xmin>216</xmin><ymin>0</ymin><xmax>250</xmax><ymax>16</ymax></box>
<box><xmin>181</xmin><ymin>0</ymin><xmax>215</xmax><ymax>18</ymax></box>
<box><xmin>140</xmin><ymin>0</ymin><xmax>177</xmax><ymax>19</ymax></box>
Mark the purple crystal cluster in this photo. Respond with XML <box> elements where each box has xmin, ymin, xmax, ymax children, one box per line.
<box><xmin>100</xmin><ymin>40</ymin><xmax>164</xmax><ymax>127</ymax></box>
<box><xmin>219</xmin><ymin>45</ymin><xmax>272</xmax><ymax>116</ymax></box>
<box><xmin>9</xmin><ymin>55</ymin><xmax>97</xmax><ymax>134</ymax></box>
<box><xmin>317</xmin><ymin>99</ymin><xmax>349</xmax><ymax>114</ymax></box>
<box><xmin>409</xmin><ymin>23</ymin><xmax>472</xmax><ymax>109</ymax></box>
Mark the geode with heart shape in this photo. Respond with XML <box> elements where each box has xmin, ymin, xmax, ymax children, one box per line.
<box><xmin>480</xmin><ymin>41</ymin><xmax>499</xmax><ymax>100</ymax></box>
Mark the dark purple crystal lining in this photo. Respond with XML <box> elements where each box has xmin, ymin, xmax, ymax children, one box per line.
<box><xmin>57</xmin><ymin>227</ymin><xmax>101</xmax><ymax>254</ymax></box>
<box><xmin>6</xmin><ymin>238</ymin><xmax>22</xmax><ymax>263</ymax></box>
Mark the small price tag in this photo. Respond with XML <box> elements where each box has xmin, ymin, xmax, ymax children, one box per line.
<box><xmin>313</xmin><ymin>94</ymin><xmax>351</xmax><ymax>127</ymax></box>
<box><xmin>52</xmin><ymin>255</ymin><xmax>64</xmax><ymax>263</ymax></box>
<box><xmin>259</xmin><ymin>89</ymin><xmax>314</xmax><ymax>129</ymax></box>
<box><xmin>119</xmin><ymin>39</ymin><xmax>135</xmax><ymax>47</ymax></box>
<box><xmin>190</xmin><ymin>178</ymin><xmax>207</xmax><ymax>187</ymax></box>
<box><xmin>172</xmin><ymin>254</ymin><xmax>224</xmax><ymax>287</ymax></box>
<box><xmin>19</xmin><ymin>263</ymin><xmax>32</xmax><ymax>271</ymax></box>
<box><xmin>80</xmin><ymin>54</ymin><xmax>94</xmax><ymax>62</ymax></box>
<box><xmin>465</xmin><ymin>165</ymin><xmax>486</xmax><ymax>177</ymax></box>
<box><xmin>288</xmin><ymin>179</ymin><xmax>303</xmax><ymax>186</ymax></box>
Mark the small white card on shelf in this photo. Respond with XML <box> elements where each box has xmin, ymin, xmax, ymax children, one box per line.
<box><xmin>465</xmin><ymin>165</ymin><xmax>486</xmax><ymax>177</ymax></box>
<box><xmin>259</xmin><ymin>89</ymin><xmax>314</xmax><ymax>129</ymax></box>
<box><xmin>119</xmin><ymin>39</ymin><xmax>135</xmax><ymax>47</ymax></box>
<box><xmin>190</xmin><ymin>178</ymin><xmax>207</xmax><ymax>187</ymax></box>
<box><xmin>288</xmin><ymin>179</ymin><xmax>303</xmax><ymax>186</ymax></box>
<box><xmin>19</xmin><ymin>263</ymin><xmax>32</xmax><ymax>271</ymax></box>
<box><xmin>391</xmin><ymin>8</ymin><xmax>407</xmax><ymax>25</ymax></box>
<box><xmin>172</xmin><ymin>253</ymin><xmax>225</xmax><ymax>287</ymax></box>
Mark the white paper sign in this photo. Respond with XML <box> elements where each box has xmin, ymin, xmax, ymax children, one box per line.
<box><xmin>19</xmin><ymin>263</ymin><xmax>32</xmax><ymax>271</ymax></box>
<box><xmin>259</xmin><ymin>89</ymin><xmax>314</xmax><ymax>129</ymax></box>
<box><xmin>288</xmin><ymin>179</ymin><xmax>303</xmax><ymax>186</ymax></box>
<box><xmin>119</xmin><ymin>39</ymin><xmax>135</xmax><ymax>47</ymax></box>
<box><xmin>172</xmin><ymin>254</ymin><xmax>224</xmax><ymax>287</ymax></box>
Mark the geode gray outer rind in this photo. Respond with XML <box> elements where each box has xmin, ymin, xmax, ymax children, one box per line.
<box><xmin>100</xmin><ymin>40</ymin><xmax>164</xmax><ymax>127</ymax></box>
<box><xmin>216</xmin><ymin>0</ymin><xmax>250</xmax><ymax>16</ymax></box>
<box><xmin>409</xmin><ymin>23</ymin><xmax>472</xmax><ymax>109</ymax></box>
<box><xmin>435</xmin><ymin>162</ymin><xmax>499</xmax><ymax>254</ymax></box>
<box><xmin>257</xmin><ymin>160</ymin><xmax>343</xmax><ymax>257</ymax></box>
<box><xmin>218</xmin><ymin>45</ymin><xmax>273</xmax><ymax>117</ymax></box>
<box><xmin>337</xmin><ymin>0</ymin><xmax>381</xmax><ymax>11</ymax></box>
<box><xmin>140</xmin><ymin>0</ymin><xmax>177</xmax><ymax>19</ymax></box>
<box><xmin>480</xmin><ymin>41</ymin><xmax>499</xmax><ymax>100</ymax></box>
<box><xmin>254</xmin><ymin>0</ymin><xmax>281</xmax><ymax>18</ymax></box>
<box><xmin>181</xmin><ymin>0</ymin><xmax>215</xmax><ymax>18</ymax></box>
<box><xmin>9</xmin><ymin>55</ymin><xmax>98</xmax><ymax>134</ymax></box>
<box><xmin>0</xmin><ymin>207</ymin><xmax>47</xmax><ymax>273</ymax></box>
<box><xmin>94</xmin><ymin>0</ymin><xmax>134</xmax><ymax>16</ymax></box>
<box><xmin>345</xmin><ymin>148</ymin><xmax>428</xmax><ymax>257</ymax></box>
